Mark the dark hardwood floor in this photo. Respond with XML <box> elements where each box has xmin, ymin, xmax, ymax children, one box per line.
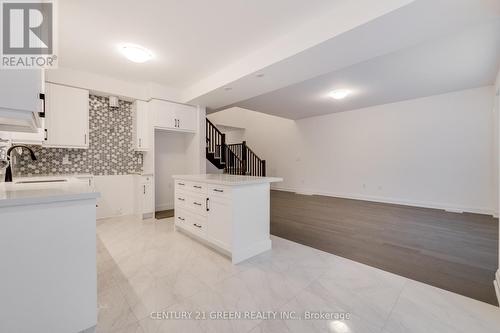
<box><xmin>270</xmin><ymin>190</ymin><xmax>499</xmax><ymax>305</ymax></box>
<box><xmin>155</xmin><ymin>209</ymin><xmax>174</xmax><ymax>219</ymax></box>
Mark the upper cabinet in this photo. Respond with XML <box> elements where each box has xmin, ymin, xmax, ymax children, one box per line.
<box><xmin>45</xmin><ymin>83</ymin><xmax>89</xmax><ymax>149</ymax></box>
<box><xmin>151</xmin><ymin>99</ymin><xmax>197</xmax><ymax>133</ymax></box>
<box><xmin>132</xmin><ymin>100</ymin><xmax>150</xmax><ymax>151</ymax></box>
<box><xmin>0</xmin><ymin>69</ymin><xmax>44</xmax><ymax>133</ymax></box>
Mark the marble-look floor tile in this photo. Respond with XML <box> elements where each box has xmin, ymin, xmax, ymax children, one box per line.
<box><xmin>383</xmin><ymin>280</ymin><xmax>500</xmax><ymax>333</ymax></box>
<box><xmin>248</xmin><ymin>319</ymin><xmax>291</xmax><ymax>333</ymax></box>
<box><xmin>119</xmin><ymin>270</ymin><xmax>180</xmax><ymax>320</ymax></box>
<box><xmin>95</xmin><ymin>216</ymin><xmax>500</xmax><ymax>333</ymax></box>
<box><xmin>97</xmin><ymin>285</ymin><xmax>138</xmax><ymax>333</ymax></box>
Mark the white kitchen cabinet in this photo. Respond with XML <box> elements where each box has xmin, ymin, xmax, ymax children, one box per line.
<box><xmin>138</xmin><ymin>175</ymin><xmax>154</xmax><ymax>219</ymax></box>
<box><xmin>173</xmin><ymin>174</ymin><xmax>282</xmax><ymax>263</ymax></box>
<box><xmin>132</xmin><ymin>100</ymin><xmax>150</xmax><ymax>151</ymax></box>
<box><xmin>174</xmin><ymin>103</ymin><xmax>197</xmax><ymax>132</ymax></box>
<box><xmin>206</xmin><ymin>195</ymin><xmax>232</xmax><ymax>250</ymax></box>
<box><xmin>44</xmin><ymin>83</ymin><xmax>89</xmax><ymax>149</ymax></box>
<box><xmin>151</xmin><ymin>99</ymin><xmax>197</xmax><ymax>132</ymax></box>
<box><xmin>0</xmin><ymin>69</ymin><xmax>44</xmax><ymax>133</ymax></box>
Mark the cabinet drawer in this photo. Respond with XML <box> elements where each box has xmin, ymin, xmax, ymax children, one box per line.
<box><xmin>174</xmin><ymin>191</ymin><xmax>188</xmax><ymax>208</ymax></box>
<box><xmin>207</xmin><ymin>184</ymin><xmax>231</xmax><ymax>199</ymax></box>
<box><xmin>185</xmin><ymin>193</ymin><xmax>208</xmax><ymax>217</ymax></box>
<box><xmin>175</xmin><ymin>180</ymin><xmax>188</xmax><ymax>191</ymax></box>
<box><xmin>175</xmin><ymin>209</ymin><xmax>206</xmax><ymax>234</ymax></box>
<box><xmin>185</xmin><ymin>181</ymin><xmax>207</xmax><ymax>194</ymax></box>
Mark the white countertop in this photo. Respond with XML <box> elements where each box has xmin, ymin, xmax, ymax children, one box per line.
<box><xmin>0</xmin><ymin>177</ymin><xmax>99</xmax><ymax>208</ymax></box>
<box><xmin>172</xmin><ymin>174</ymin><xmax>283</xmax><ymax>186</ymax></box>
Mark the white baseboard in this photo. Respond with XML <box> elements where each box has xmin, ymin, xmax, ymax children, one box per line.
<box><xmin>495</xmin><ymin>270</ymin><xmax>500</xmax><ymax>306</ymax></box>
<box><xmin>271</xmin><ymin>185</ymin><xmax>496</xmax><ymax>216</ymax></box>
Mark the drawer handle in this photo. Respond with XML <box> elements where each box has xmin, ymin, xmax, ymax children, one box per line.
<box><xmin>178</xmin><ymin>182</ymin><xmax>185</xmax><ymax>186</ymax></box>
<box><xmin>193</xmin><ymin>223</ymin><xmax>202</xmax><ymax>228</ymax></box>
<box><xmin>213</xmin><ymin>189</ymin><xmax>224</xmax><ymax>193</ymax></box>
<box><xmin>178</xmin><ymin>197</ymin><xmax>185</xmax><ymax>201</ymax></box>
<box><xmin>177</xmin><ymin>217</ymin><xmax>185</xmax><ymax>221</ymax></box>
<box><xmin>193</xmin><ymin>185</ymin><xmax>202</xmax><ymax>189</ymax></box>
<box><xmin>193</xmin><ymin>202</ymin><xmax>202</xmax><ymax>206</ymax></box>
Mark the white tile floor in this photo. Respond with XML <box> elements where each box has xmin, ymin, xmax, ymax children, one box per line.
<box><xmin>95</xmin><ymin>215</ymin><xmax>500</xmax><ymax>333</ymax></box>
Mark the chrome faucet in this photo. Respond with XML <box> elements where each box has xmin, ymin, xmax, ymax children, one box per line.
<box><xmin>4</xmin><ymin>145</ymin><xmax>37</xmax><ymax>182</ymax></box>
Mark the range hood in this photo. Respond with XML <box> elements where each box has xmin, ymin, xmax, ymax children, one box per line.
<box><xmin>0</xmin><ymin>107</ymin><xmax>42</xmax><ymax>133</ymax></box>
<box><xmin>0</xmin><ymin>69</ymin><xmax>45</xmax><ymax>133</ymax></box>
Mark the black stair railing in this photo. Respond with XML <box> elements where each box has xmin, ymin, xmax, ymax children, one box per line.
<box><xmin>206</xmin><ymin>118</ymin><xmax>225</xmax><ymax>162</ymax></box>
<box><xmin>206</xmin><ymin>119</ymin><xmax>266</xmax><ymax>177</ymax></box>
<box><xmin>227</xmin><ymin>141</ymin><xmax>266</xmax><ymax>177</ymax></box>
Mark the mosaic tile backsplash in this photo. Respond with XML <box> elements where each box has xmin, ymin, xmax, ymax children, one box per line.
<box><xmin>13</xmin><ymin>95</ymin><xmax>143</xmax><ymax>176</ymax></box>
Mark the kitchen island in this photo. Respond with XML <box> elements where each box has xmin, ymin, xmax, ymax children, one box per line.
<box><xmin>0</xmin><ymin>178</ymin><xmax>99</xmax><ymax>333</ymax></box>
<box><xmin>173</xmin><ymin>174</ymin><xmax>282</xmax><ymax>263</ymax></box>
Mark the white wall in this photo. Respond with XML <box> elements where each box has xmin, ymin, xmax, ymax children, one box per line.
<box><xmin>46</xmin><ymin>68</ymin><xmax>181</xmax><ymax>102</ymax></box>
<box><xmin>216</xmin><ymin>125</ymin><xmax>245</xmax><ymax>144</ymax></box>
<box><xmin>209</xmin><ymin>86</ymin><xmax>496</xmax><ymax>215</ymax></box>
<box><xmin>154</xmin><ymin>130</ymin><xmax>189</xmax><ymax>211</ymax></box>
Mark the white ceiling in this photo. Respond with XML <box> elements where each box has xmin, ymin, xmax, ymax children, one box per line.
<box><xmin>232</xmin><ymin>19</ymin><xmax>500</xmax><ymax>119</ymax></box>
<box><xmin>58</xmin><ymin>0</ymin><xmax>342</xmax><ymax>89</ymax></box>
<box><xmin>193</xmin><ymin>0</ymin><xmax>500</xmax><ymax>117</ymax></box>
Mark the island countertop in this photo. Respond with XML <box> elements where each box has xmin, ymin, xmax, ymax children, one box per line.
<box><xmin>0</xmin><ymin>179</ymin><xmax>99</xmax><ymax>208</ymax></box>
<box><xmin>172</xmin><ymin>174</ymin><xmax>283</xmax><ymax>186</ymax></box>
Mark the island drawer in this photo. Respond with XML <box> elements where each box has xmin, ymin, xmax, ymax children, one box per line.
<box><xmin>174</xmin><ymin>190</ymin><xmax>188</xmax><ymax>208</ymax></box>
<box><xmin>175</xmin><ymin>209</ymin><xmax>206</xmax><ymax>234</ymax></box>
<box><xmin>175</xmin><ymin>180</ymin><xmax>188</xmax><ymax>191</ymax></box>
<box><xmin>207</xmin><ymin>184</ymin><xmax>231</xmax><ymax>199</ymax></box>
<box><xmin>185</xmin><ymin>181</ymin><xmax>208</xmax><ymax>194</ymax></box>
<box><xmin>184</xmin><ymin>192</ymin><xmax>208</xmax><ymax>217</ymax></box>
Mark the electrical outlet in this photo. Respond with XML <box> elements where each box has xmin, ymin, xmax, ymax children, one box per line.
<box><xmin>62</xmin><ymin>154</ymin><xmax>70</xmax><ymax>165</ymax></box>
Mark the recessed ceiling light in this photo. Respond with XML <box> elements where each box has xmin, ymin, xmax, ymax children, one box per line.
<box><xmin>329</xmin><ymin>89</ymin><xmax>351</xmax><ymax>100</ymax></box>
<box><xmin>120</xmin><ymin>44</ymin><xmax>153</xmax><ymax>63</ymax></box>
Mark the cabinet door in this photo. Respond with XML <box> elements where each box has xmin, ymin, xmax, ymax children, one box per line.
<box><xmin>151</xmin><ymin>99</ymin><xmax>176</xmax><ymax>130</ymax></box>
<box><xmin>207</xmin><ymin>196</ymin><xmax>232</xmax><ymax>250</ymax></box>
<box><xmin>141</xmin><ymin>177</ymin><xmax>154</xmax><ymax>214</ymax></box>
<box><xmin>45</xmin><ymin>83</ymin><xmax>89</xmax><ymax>148</ymax></box>
<box><xmin>0</xmin><ymin>69</ymin><xmax>44</xmax><ymax>132</ymax></box>
<box><xmin>175</xmin><ymin>104</ymin><xmax>197</xmax><ymax>132</ymax></box>
<box><xmin>0</xmin><ymin>69</ymin><xmax>44</xmax><ymax>114</ymax></box>
<box><xmin>132</xmin><ymin>100</ymin><xmax>150</xmax><ymax>151</ymax></box>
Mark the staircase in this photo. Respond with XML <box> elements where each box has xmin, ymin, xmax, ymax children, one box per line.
<box><xmin>206</xmin><ymin>118</ymin><xmax>266</xmax><ymax>176</ymax></box>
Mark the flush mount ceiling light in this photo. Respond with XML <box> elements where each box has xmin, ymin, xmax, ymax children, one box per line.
<box><xmin>329</xmin><ymin>89</ymin><xmax>352</xmax><ymax>100</ymax></box>
<box><xmin>120</xmin><ymin>44</ymin><xmax>153</xmax><ymax>63</ymax></box>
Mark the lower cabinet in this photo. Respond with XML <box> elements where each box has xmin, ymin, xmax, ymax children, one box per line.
<box><xmin>173</xmin><ymin>178</ymin><xmax>273</xmax><ymax>264</ymax></box>
<box><xmin>175</xmin><ymin>185</ymin><xmax>232</xmax><ymax>253</ymax></box>
<box><xmin>206</xmin><ymin>196</ymin><xmax>232</xmax><ymax>250</ymax></box>
<box><xmin>137</xmin><ymin>175</ymin><xmax>154</xmax><ymax>219</ymax></box>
